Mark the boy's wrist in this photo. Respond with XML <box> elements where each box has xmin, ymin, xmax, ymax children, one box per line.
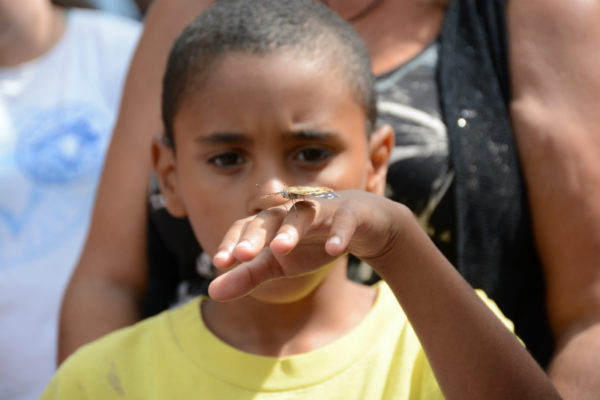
<box><xmin>357</xmin><ymin>200</ymin><xmax>414</xmax><ymax>277</ymax></box>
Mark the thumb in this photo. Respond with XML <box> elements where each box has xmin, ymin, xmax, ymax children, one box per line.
<box><xmin>208</xmin><ymin>248</ymin><xmax>283</xmax><ymax>301</ymax></box>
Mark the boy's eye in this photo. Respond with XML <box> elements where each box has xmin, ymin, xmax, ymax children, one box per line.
<box><xmin>294</xmin><ymin>147</ymin><xmax>333</xmax><ymax>164</ymax></box>
<box><xmin>208</xmin><ymin>152</ymin><xmax>245</xmax><ymax>168</ymax></box>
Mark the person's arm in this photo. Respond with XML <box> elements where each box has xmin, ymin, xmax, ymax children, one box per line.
<box><xmin>57</xmin><ymin>0</ymin><xmax>214</xmax><ymax>364</ymax></box>
<box><xmin>507</xmin><ymin>1</ymin><xmax>600</xmax><ymax>398</ymax></box>
<box><xmin>207</xmin><ymin>188</ymin><xmax>560</xmax><ymax>399</ymax></box>
<box><xmin>133</xmin><ymin>0</ymin><xmax>153</xmax><ymax>16</ymax></box>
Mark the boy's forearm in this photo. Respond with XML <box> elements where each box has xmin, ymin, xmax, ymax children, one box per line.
<box><xmin>367</xmin><ymin>208</ymin><xmax>560</xmax><ymax>399</ymax></box>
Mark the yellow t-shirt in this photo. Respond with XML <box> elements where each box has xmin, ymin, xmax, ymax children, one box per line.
<box><xmin>42</xmin><ymin>282</ymin><xmax>512</xmax><ymax>399</ymax></box>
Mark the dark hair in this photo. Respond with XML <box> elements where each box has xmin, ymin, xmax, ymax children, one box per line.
<box><xmin>162</xmin><ymin>0</ymin><xmax>376</xmax><ymax>146</ymax></box>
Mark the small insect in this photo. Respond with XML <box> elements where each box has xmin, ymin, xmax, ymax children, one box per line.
<box><xmin>260</xmin><ymin>186</ymin><xmax>339</xmax><ymax>211</ymax></box>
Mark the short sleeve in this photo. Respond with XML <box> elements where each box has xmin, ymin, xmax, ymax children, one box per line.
<box><xmin>39</xmin><ymin>361</ymin><xmax>89</xmax><ymax>400</ymax></box>
<box><xmin>475</xmin><ymin>289</ymin><xmax>516</xmax><ymax>333</ymax></box>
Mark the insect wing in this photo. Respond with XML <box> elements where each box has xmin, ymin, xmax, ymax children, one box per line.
<box><xmin>289</xmin><ymin>186</ymin><xmax>339</xmax><ymax>199</ymax></box>
<box><xmin>260</xmin><ymin>186</ymin><xmax>339</xmax><ymax>201</ymax></box>
<box><xmin>260</xmin><ymin>192</ymin><xmax>283</xmax><ymax>199</ymax></box>
<box><xmin>308</xmin><ymin>188</ymin><xmax>339</xmax><ymax>199</ymax></box>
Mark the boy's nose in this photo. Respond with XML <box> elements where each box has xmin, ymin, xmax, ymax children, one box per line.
<box><xmin>248</xmin><ymin>180</ymin><xmax>288</xmax><ymax>215</ymax></box>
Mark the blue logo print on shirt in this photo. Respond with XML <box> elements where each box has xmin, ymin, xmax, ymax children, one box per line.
<box><xmin>0</xmin><ymin>103</ymin><xmax>111</xmax><ymax>269</ymax></box>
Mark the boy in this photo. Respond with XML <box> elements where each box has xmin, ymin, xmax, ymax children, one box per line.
<box><xmin>42</xmin><ymin>0</ymin><xmax>559</xmax><ymax>398</ymax></box>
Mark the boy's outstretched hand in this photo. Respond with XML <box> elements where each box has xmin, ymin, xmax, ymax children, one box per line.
<box><xmin>208</xmin><ymin>189</ymin><xmax>405</xmax><ymax>301</ymax></box>
<box><xmin>207</xmin><ymin>188</ymin><xmax>562</xmax><ymax>399</ymax></box>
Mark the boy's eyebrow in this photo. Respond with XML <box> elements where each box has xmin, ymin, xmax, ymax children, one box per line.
<box><xmin>194</xmin><ymin>130</ymin><xmax>340</xmax><ymax>144</ymax></box>
<box><xmin>284</xmin><ymin>129</ymin><xmax>341</xmax><ymax>140</ymax></box>
<box><xmin>194</xmin><ymin>132</ymin><xmax>252</xmax><ymax>145</ymax></box>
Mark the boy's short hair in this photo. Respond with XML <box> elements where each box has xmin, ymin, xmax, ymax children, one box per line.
<box><xmin>162</xmin><ymin>0</ymin><xmax>376</xmax><ymax>145</ymax></box>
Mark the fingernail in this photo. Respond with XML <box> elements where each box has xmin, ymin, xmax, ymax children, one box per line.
<box><xmin>275</xmin><ymin>232</ymin><xmax>291</xmax><ymax>242</ymax></box>
<box><xmin>214</xmin><ymin>250</ymin><xmax>229</xmax><ymax>261</ymax></box>
<box><xmin>236</xmin><ymin>240</ymin><xmax>252</xmax><ymax>250</ymax></box>
<box><xmin>328</xmin><ymin>236</ymin><xmax>342</xmax><ymax>246</ymax></box>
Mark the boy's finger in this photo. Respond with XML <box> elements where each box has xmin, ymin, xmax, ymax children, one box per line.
<box><xmin>325</xmin><ymin>205</ymin><xmax>358</xmax><ymax>256</ymax></box>
<box><xmin>208</xmin><ymin>248</ymin><xmax>283</xmax><ymax>301</ymax></box>
<box><xmin>213</xmin><ymin>218</ymin><xmax>252</xmax><ymax>269</ymax></box>
<box><xmin>232</xmin><ymin>206</ymin><xmax>288</xmax><ymax>261</ymax></box>
<box><xmin>270</xmin><ymin>201</ymin><xmax>317</xmax><ymax>255</ymax></box>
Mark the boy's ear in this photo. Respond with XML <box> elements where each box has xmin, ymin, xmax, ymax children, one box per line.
<box><xmin>366</xmin><ymin>124</ymin><xmax>394</xmax><ymax>195</ymax></box>
<box><xmin>152</xmin><ymin>137</ymin><xmax>187</xmax><ymax>218</ymax></box>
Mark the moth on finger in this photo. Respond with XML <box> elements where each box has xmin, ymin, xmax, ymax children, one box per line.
<box><xmin>261</xmin><ymin>186</ymin><xmax>339</xmax><ymax>201</ymax></box>
<box><xmin>260</xmin><ymin>186</ymin><xmax>339</xmax><ymax>212</ymax></box>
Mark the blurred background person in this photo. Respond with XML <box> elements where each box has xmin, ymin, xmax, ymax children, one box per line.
<box><xmin>59</xmin><ymin>0</ymin><xmax>600</xmax><ymax>398</ymax></box>
<box><xmin>0</xmin><ymin>1</ymin><xmax>140</xmax><ymax>398</ymax></box>
<box><xmin>52</xmin><ymin>0</ymin><xmax>153</xmax><ymax>20</ymax></box>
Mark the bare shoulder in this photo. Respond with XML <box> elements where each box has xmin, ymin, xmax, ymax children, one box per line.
<box><xmin>506</xmin><ymin>0</ymin><xmax>600</xmax><ymax>167</ymax></box>
<box><xmin>507</xmin><ymin>0</ymin><xmax>600</xmax><ymax>105</ymax></box>
<box><xmin>507</xmin><ymin>0</ymin><xmax>600</xmax><ymax>32</ymax></box>
<box><xmin>507</xmin><ymin>0</ymin><xmax>600</xmax><ymax>20</ymax></box>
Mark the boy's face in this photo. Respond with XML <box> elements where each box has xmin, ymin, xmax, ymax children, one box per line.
<box><xmin>154</xmin><ymin>51</ymin><xmax>390</xmax><ymax>301</ymax></box>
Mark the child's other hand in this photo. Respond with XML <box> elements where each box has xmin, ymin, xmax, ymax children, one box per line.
<box><xmin>208</xmin><ymin>189</ymin><xmax>407</xmax><ymax>301</ymax></box>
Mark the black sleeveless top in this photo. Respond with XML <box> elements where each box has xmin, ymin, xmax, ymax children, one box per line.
<box><xmin>145</xmin><ymin>0</ymin><xmax>554</xmax><ymax>366</ymax></box>
<box><xmin>438</xmin><ymin>0</ymin><xmax>552</xmax><ymax>366</ymax></box>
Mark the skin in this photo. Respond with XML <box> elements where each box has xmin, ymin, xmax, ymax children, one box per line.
<box><xmin>0</xmin><ymin>0</ymin><xmax>65</xmax><ymax>67</ymax></box>
<box><xmin>153</xmin><ymin>50</ymin><xmax>559</xmax><ymax>399</ymax></box>
<box><xmin>133</xmin><ymin>0</ymin><xmax>153</xmax><ymax>14</ymax></box>
<box><xmin>59</xmin><ymin>0</ymin><xmax>600</xmax><ymax>397</ymax></box>
<box><xmin>507</xmin><ymin>1</ymin><xmax>600</xmax><ymax>398</ymax></box>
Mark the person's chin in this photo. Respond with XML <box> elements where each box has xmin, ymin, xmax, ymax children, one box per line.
<box><xmin>249</xmin><ymin>268</ymin><xmax>332</xmax><ymax>304</ymax></box>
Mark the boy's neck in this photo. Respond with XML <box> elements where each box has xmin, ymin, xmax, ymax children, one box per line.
<box><xmin>201</xmin><ymin>260</ymin><xmax>377</xmax><ymax>357</ymax></box>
